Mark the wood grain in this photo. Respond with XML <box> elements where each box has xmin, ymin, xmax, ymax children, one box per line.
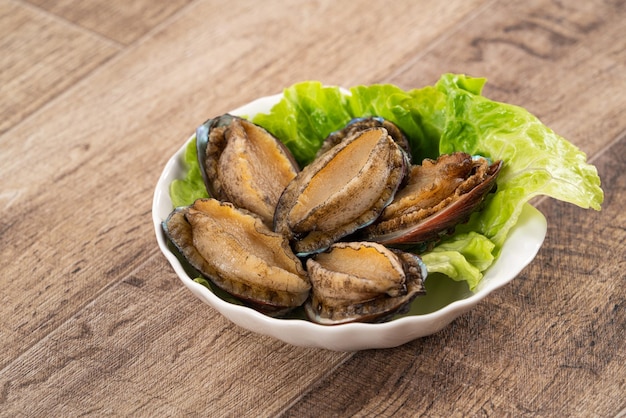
<box><xmin>25</xmin><ymin>0</ymin><xmax>193</xmax><ymax>45</ymax></box>
<box><xmin>0</xmin><ymin>255</ymin><xmax>350</xmax><ymax>416</ymax></box>
<box><xmin>0</xmin><ymin>0</ymin><xmax>119</xmax><ymax>135</ymax></box>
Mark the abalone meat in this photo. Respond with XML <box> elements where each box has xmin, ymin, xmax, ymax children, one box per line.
<box><xmin>274</xmin><ymin>127</ymin><xmax>408</xmax><ymax>256</ymax></box>
<box><xmin>361</xmin><ymin>152</ymin><xmax>502</xmax><ymax>248</ymax></box>
<box><xmin>162</xmin><ymin>198</ymin><xmax>310</xmax><ymax>315</ymax></box>
<box><xmin>305</xmin><ymin>241</ymin><xmax>427</xmax><ymax>324</ymax></box>
<box><xmin>196</xmin><ymin>115</ymin><xmax>300</xmax><ymax>225</ymax></box>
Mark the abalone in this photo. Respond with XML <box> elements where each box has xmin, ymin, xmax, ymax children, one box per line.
<box><xmin>196</xmin><ymin>115</ymin><xmax>299</xmax><ymax>225</ymax></box>
<box><xmin>304</xmin><ymin>242</ymin><xmax>427</xmax><ymax>324</ymax></box>
<box><xmin>273</xmin><ymin>127</ymin><xmax>408</xmax><ymax>256</ymax></box>
<box><xmin>162</xmin><ymin>198</ymin><xmax>310</xmax><ymax>315</ymax></box>
<box><xmin>361</xmin><ymin>152</ymin><xmax>502</xmax><ymax>249</ymax></box>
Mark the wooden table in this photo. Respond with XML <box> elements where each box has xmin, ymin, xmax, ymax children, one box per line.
<box><xmin>2</xmin><ymin>0</ymin><xmax>624</xmax><ymax>416</ymax></box>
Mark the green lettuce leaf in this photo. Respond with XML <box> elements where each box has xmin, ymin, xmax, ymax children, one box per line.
<box><xmin>420</xmin><ymin>251</ymin><xmax>482</xmax><ymax>290</ymax></box>
<box><xmin>420</xmin><ymin>232</ymin><xmax>495</xmax><ymax>290</ymax></box>
<box><xmin>345</xmin><ymin>84</ymin><xmax>446</xmax><ymax>160</ymax></box>
<box><xmin>170</xmin><ymin>74</ymin><xmax>603</xmax><ymax>290</ymax></box>
<box><xmin>434</xmin><ymin>73</ymin><xmax>603</xmax><ymax>249</ymax></box>
<box><xmin>253</xmin><ymin>81</ymin><xmax>353</xmax><ymax>167</ymax></box>
<box><xmin>169</xmin><ymin>138</ymin><xmax>209</xmax><ymax>208</ymax></box>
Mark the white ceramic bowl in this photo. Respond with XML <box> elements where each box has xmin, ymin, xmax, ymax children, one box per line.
<box><xmin>152</xmin><ymin>94</ymin><xmax>547</xmax><ymax>351</ymax></box>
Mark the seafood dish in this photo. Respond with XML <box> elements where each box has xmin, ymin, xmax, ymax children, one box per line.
<box><xmin>160</xmin><ymin>74</ymin><xmax>603</xmax><ymax>326</ymax></box>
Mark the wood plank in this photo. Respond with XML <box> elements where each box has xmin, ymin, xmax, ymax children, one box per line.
<box><xmin>0</xmin><ymin>255</ymin><xmax>351</xmax><ymax>416</ymax></box>
<box><xmin>0</xmin><ymin>0</ymin><xmax>119</xmax><ymax>135</ymax></box>
<box><xmin>0</xmin><ymin>0</ymin><xmax>487</xmax><ymax>372</ymax></box>
<box><xmin>281</xmin><ymin>134</ymin><xmax>626</xmax><ymax>417</ymax></box>
<box><xmin>25</xmin><ymin>0</ymin><xmax>193</xmax><ymax>45</ymax></box>
<box><xmin>387</xmin><ymin>0</ymin><xmax>626</xmax><ymax>158</ymax></box>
